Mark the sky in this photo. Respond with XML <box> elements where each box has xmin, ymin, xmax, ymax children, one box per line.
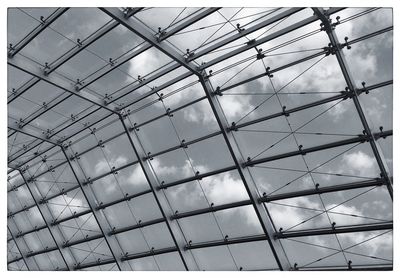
<box><xmin>7</xmin><ymin>7</ymin><xmax>393</xmax><ymax>271</ymax></box>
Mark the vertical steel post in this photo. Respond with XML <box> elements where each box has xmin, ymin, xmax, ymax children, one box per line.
<box><xmin>118</xmin><ymin>115</ymin><xmax>200</xmax><ymax>270</ymax></box>
<box><xmin>198</xmin><ymin>73</ymin><xmax>291</xmax><ymax>270</ymax></box>
<box><xmin>313</xmin><ymin>8</ymin><xmax>393</xmax><ymax>199</ymax></box>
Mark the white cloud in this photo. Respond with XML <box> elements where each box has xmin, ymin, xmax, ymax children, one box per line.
<box><xmin>341</xmin><ymin>150</ymin><xmax>378</xmax><ymax>177</ymax></box>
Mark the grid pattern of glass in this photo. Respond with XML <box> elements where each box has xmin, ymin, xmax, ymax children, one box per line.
<box><xmin>7</xmin><ymin>7</ymin><xmax>393</xmax><ymax>271</ymax></box>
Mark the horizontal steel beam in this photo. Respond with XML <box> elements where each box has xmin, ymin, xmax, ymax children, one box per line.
<box><xmin>8</xmin><ymin>8</ymin><xmax>69</xmax><ymax>57</ymax></box>
<box><xmin>63</xmin><ymin>234</ymin><xmax>104</xmax><ymax>248</ymax></box>
<box><xmin>260</xmin><ymin>178</ymin><xmax>386</xmax><ymax>202</ymax></box>
<box><xmin>26</xmin><ymin>246</ymin><xmax>58</xmax><ymax>258</ymax></box>
<box><xmin>51</xmin><ymin>209</ymin><xmax>92</xmax><ymax>225</ymax></box>
<box><xmin>15</xmin><ymin>225</ymin><xmax>47</xmax><ymax>238</ymax></box>
<box><xmin>160</xmin><ymin>165</ymin><xmax>237</xmax><ymax>189</ymax></box>
<box><xmin>275</xmin><ymin>222</ymin><xmax>393</xmax><ymax>239</ymax></box>
<box><xmin>185</xmin><ymin>234</ymin><xmax>267</xmax><ymax>250</ymax></box>
<box><xmin>7</xmin><ymin>256</ymin><xmax>24</xmax><ymax>265</ymax></box>
<box><xmin>121</xmin><ymin>246</ymin><xmax>178</xmax><ymax>261</ymax></box>
<box><xmin>97</xmin><ymin>188</ymin><xmax>152</xmax><ymax>210</ymax></box>
<box><xmin>298</xmin><ymin>264</ymin><xmax>393</xmax><ymax>271</ymax></box>
<box><xmin>74</xmin><ymin>258</ymin><xmax>116</xmax><ymax>270</ymax></box>
<box><xmin>171</xmin><ymin>200</ymin><xmax>252</xmax><ymax>220</ymax></box>
<box><xmin>109</xmin><ymin>217</ymin><xmax>165</xmax><ymax>235</ymax></box>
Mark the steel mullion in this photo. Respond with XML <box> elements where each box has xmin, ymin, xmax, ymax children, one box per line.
<box><xmin>60</xmin><ymin>147</ymin><xmax>131</xmax><ymax>270</ymax></box>
<box><xmin>118</xmin><ymin>115</ymin><xmax>200</xmax><ymax>270</ymax></box>
<box><xmin>19</xmin><ymin>169</ymin><xmax>76</xmax><ymax>270</ymax></box>
<box><xmin>313</xmin><ymin>8</ymin><xmax>393</xmax><ymax>199</ymax></box>
<box><xmin>275</xmin><ymin>221</ymin><xmax>393</xmax><ymax>239</ymax></box>
<box><xmin>8</xmin><ymin>8</ymin><xmax>69</xmax><ymax>57</ymax></box>
<box><xmin>199</xmin><ymin>74</ymin><xmax>291</xmax><ymax>270</ymax></box>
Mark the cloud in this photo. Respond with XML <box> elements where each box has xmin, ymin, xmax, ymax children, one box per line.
<box><xmin>341</xmin><ymin>150</ymin><xmax>378</xmax><ymax>177</ymax></box>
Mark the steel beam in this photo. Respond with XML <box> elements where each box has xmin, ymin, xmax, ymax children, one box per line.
<box><xmin>118</xmin><ymin>115</ymin><xmax>200</xmax><ymax>270</ymax></box>
<box><xmin>260</xmin><ymin>178</ymin><xmax>386</xmax><ymax>202</ymax></box>
<box><xmin>186</xmin><ymin>234</ymin><xmax>268</xmax><ymax>250</ymax></box>
<box><xmin>198</xmin><ymin>74</ymin><xmax>291</xmax><ymax>270</ymax></box>
<box><xmin>172</xmin><ymin>200</ymin><xmax>252</xmax><ymax>220</ymax></box>
<box><xmin>275</xmin><ymin>221</ymin><xmax>393</xmax><ymax>239</ymax></box>
<box><xmin>74</xmin><ymin>258</ymin><xmax>116</xmax><ymax>270</ymax></box>
<box><xmin>313</xmin><ymin>8</ymin><xmax>393</xmax><ymax>199</ymax></box>
<box><xmin>121</xmin><ymin>246</ymin><xmax>178</xmax><ymax>261</ymax></box>
<box><xmin>8</xmin><ymin>8</ymin><xmax>69</xmax><ymax>57</ymax></box>
<box><xmin>60</xmin><ymin>147</ymin><xmax>131</xmax><ymax>270</ymax></box>
<box><xmin>110</xmin><ymin>217</ymin><xmax>165</xmax><ymax>235</ymax></box>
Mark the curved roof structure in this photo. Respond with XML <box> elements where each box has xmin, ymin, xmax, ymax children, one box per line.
<box><xmin>7</xmin><ymin>7</ymin><xmax>393</xmax><ymax>271</ymax></box>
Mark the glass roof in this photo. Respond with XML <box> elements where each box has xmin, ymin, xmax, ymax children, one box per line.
<box><xmin>7</xmin><ymin>7</ymin><xmax>393</xmax><ymax>271</ymax></box>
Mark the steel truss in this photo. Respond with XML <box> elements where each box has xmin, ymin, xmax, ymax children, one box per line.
<box><xmin>7</xmin><ymin>7</ymin><xmax>393</xmax><ymax>271</ymax></box>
